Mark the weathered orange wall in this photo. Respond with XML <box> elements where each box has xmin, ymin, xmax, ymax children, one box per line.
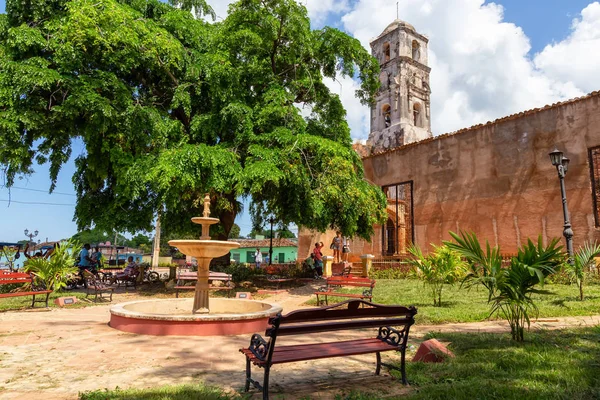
<box><xmin>362</xmin><ymin>94</ymin><xmax>600</xmax><ymax>253</ymax></box>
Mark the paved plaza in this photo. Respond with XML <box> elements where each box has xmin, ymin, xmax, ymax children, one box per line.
<box><xmin>1</xmin><ymin>288</ymin><xmax>599</xmax><ymax>399</ymax></box>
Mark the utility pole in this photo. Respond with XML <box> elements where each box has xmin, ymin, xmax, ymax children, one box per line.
<box><xmin>152</xmin><ymin>209</ymin><xmax>162</xmax><ymax>270</ymax></box>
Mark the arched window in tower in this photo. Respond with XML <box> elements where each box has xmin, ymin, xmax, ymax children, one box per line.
<box><xmin>413</xmin><ymin>103</ymin><xmax>421</xmax><ymax>127</ymax></box>
<box><xmin>382</xmin><ymin>104</ymin><xmax>391</xmax><ymax>128</ymax></box>
<box><xmin>383</xmin><ymin>42</ymin><xmax>391</xmax><ymax>62</ymax></box>
<box><xmin>412</xmin><ymin>40</ymin><xmax>420</xmax><ymax>61</ymax></box>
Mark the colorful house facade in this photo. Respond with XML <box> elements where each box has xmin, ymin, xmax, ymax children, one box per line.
<box><xmin>229</xmin><ymin>238</ymin><xmax>297</xmax><ymax>264</ymax></box>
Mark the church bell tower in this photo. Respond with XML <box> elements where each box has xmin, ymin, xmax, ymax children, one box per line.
<box><xmin>367</xmin><ymin>20</ymin><xmax>432</xmax><ymax>152</ymax></box>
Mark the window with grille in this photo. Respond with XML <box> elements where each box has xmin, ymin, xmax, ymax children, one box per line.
<box><xmin>589</xmin><ymin>146</ymin><xmax>600</xmax><ymax>227</ymax></box>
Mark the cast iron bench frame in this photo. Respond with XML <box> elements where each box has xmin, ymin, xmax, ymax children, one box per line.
<box><xmin>240</xmin><ymin>299</ymin><xmax>417</xmax><ymax>399</ymax></box>
<box><xmin>0</xmin><ymin>271</ymin><xmax>52</xmax><ymax>308</ymax></box>
<box><xmin>175</xmin><ymin>271</ymin><xmax>234</xmax><ymax>298</ymax></box>
<box><xmin>83</xmin><ymin>270</ymin><xmax>114</xmax><ymax>302</ymax></box>
<box><xmin>315</xmin><ymin>276</ymin><xmax>375</xmax><ymax>305</ymax></box>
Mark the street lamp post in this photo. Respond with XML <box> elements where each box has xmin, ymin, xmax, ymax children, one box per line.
<box><xmin>24</xmin><ymin>228</ymin><xmax>39</xmax><ymax>246</ymax></box>
<box><xmin>549</xmin><ymin>148</ymin><xmax>574</xmax><ymax>263</ymax></box>
<box><xmin>268</xmin><ymin>217</ymin><xmax>275</xmax><ymax>266</ymax></box>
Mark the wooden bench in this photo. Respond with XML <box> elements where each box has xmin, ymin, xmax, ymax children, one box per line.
<box><xmin>83</xmin><ymin>270</ymin><xmax>114</xmax><ymax>302</ymax></box>
<box><xmin>240</xmin><ymin>299</ymin><xmax>418</xmax><ymax>399</ymax></box>
<box><xmin>315</xmin><ymin>277</ymin><xmax>375</xmax><ymax>305</ymax></box>
<box><xmin>332</xmin><ymin>265</ymin><xmax>352</xmax><ymax>277</ymax></box>
<box><xmin>0</xmin><ymin>272</ymin><xmax>53</xmax><ymax>308</ymax></box>
<box><xmin>175</xmin><ymin>271</ymin><xmax>234</xmax><ymax>298</ymax></box>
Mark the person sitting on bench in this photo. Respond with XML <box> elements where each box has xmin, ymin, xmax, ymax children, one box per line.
<box><xmin>111</xmin><ymin>256</ymin><xmax>138</xmax><ymax>283</ymax></box>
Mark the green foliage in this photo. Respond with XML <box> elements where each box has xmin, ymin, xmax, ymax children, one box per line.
<box><xmin>0</xmin><ymin>245</ymin><xmax>20</xmax><ymax>272</ymax></box>
<box><xmin>406</xmin><ymin>244</ymin><xmax>467</xmax><ymax>307</ymax></box>
<box><xmin>368</xmin><ymin>266</ymin><xmax>412</xmax><ymax>280</ymax></box>
<box><xmin>23</xmin><ymin>240</ymin><xmax>80</xmax><ymax>291</ymax></box>
<box><xmin>228</xmin><ymin>223</ymin><xmax>241</xmax><ymax>239</ymax></box>
<box><xmin>446</xmin><ymin>231</ymin><xmax>564</xmax><ymax>341</ymax></box>
<box><xmin>0</xmin><ymin>0</ymin><xmax>385</xmax><ymax>241</ymax></box>
<box><xmin>565</xmin><ymin>241</ymin><xmax>600</xmax><ymax>300</ymax></box>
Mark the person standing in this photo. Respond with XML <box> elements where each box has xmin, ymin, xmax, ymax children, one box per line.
<box><xmin>342</xmin><ymin>237</ymin><xmax>351</xmax><ymax>263</ymax></box>
<box><xmin>78</xmin><ymin>243</ymin><xmax>93</xmax><ymax>288</ymax></box>
<box><xmin>92</xmin><ymin>246</ymin><xmax>103</xmax><ymax>270</ymax></box>
<box><xmin>254</xmin><ymin>248</ymin><xmax>263</xmax><ymax>269</ymax></box>
<box><xmin>331</xmin><ymin>231</ymin><xmax>342</xmax><ymax>263</ymax></box>
<box><xmin>312</xmin><ymin>242</ymin><xmax>324</xmax><ymax>279</ymax></box>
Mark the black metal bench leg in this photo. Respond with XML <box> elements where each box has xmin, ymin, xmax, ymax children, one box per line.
<box><xmin>263</xmin><ymin>365</ymin><xmax>271</xmax><ymax>400</ymax></box>
<box><xmin>31</xmin><ymin>294</ymin><xmax>36</xmax><ymax>308</ymax></box>
<box><xmin>376</xmin><ymin>352</ymin><xmax>382</xmax><ymax>375</ymax></box>
<box><xmin>244</xmin><ymin>357</ymin><xmax>251</xmax><ymax>392</ymax></box>
<box><xmin>400</xmin><ymin>348</ymin><xmax>407</xmax><ymax>385</ymax></box>
<box><xmin>44</xmin><ymin>292</ymin><xmax>49</xmax><ymax>308</ymax></box>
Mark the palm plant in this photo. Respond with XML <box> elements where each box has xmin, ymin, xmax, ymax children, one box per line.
<box><xmin>24</xmin><ymin>240</ymin><xmax>80</xmax><ymax>291</ymax></box>
<box><xmin>565</xmin><ymin>242</ymin><xmax>600</xmax><ymax>301</ymax></box>
<box><xmin>445</xmin><ymin>231</ymin><xmax>563</xmax><ymax>341</ymax></box>
<box><xmin>406</xmin><ymin>244</ymin><xmax>466</xmax><ymax>307</ymax></box>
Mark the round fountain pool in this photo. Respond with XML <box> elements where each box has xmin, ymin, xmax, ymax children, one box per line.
<box><xmin>109</xmin><ymin>298</ymin><xmax>282</xmax><ymax>336</ymax></box>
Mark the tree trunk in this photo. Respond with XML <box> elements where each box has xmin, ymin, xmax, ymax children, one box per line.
<box><xmin>210</xmin><ymin>193</ymin><xmax>237</xmax><ymax>267</ymax></box>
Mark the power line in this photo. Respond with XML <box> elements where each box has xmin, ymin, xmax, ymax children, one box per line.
<box><xmin>0</xmin><ymin>199</ymin><xmax>75</xmax><ymax>206</ymax></box>
<box><xmin>0</xmin><ymin>186</ymin><xmax>77</xmax><ymax>197</ymax></box>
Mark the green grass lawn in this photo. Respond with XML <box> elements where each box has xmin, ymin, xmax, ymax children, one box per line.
<box><xmin>404</xmin><ymin>326</ymin><xmax>600</xmax><ymax>400</ymax></box>
<box><xmin>307</xmin><ymin>279</ymin><xmax>600</xmax><ymax>324</ymax></box>
<box><xmin>79</xmin><ymin>383</ymin><xmax>235</xmax><ymax>400</ymax></box>
<box><xmin>0</xmin><ymin>290</ymin><xmax>94</xmax><ymax>311</ymax></box>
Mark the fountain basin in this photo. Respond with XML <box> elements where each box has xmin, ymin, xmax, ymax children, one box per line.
<box><xmin>109</xmin><ymin>298</ymin><xmax>282</xmax><ymax>336</ymax></box>
<box><xmin>167</xmin><ymin>240</ymin><xmax>240</xmax><ymax>259</ymax></box>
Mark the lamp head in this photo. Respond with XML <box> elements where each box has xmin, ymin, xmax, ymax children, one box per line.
<box><xmin>34</xmin><ymin>230</ymin><xmax>39</xmax><ymax>236</ymax></box>
<box><xmin>549</xmin><ymin>148</ymin><xmax>563</xmax><ymax>166</ymax></box>
<box><xmin>561</xmin><ymin>156</ymin><xmax>570</xmax><ymax>173</ymax></box>
<box><xmin>24</xmin><ymin>229</ymin><xmax>29</xmax><ymax>236</ymax></box>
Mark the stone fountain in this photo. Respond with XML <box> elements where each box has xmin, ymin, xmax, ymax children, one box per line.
<box><xmin>109</xmin><ymin>194</ymin><xmax>282</xmax><ymax>336</ymax></box>
<box><xmin>168</xmin><ymin>194</ymin><xmax>238</xmax><ymax>314</ymax></box>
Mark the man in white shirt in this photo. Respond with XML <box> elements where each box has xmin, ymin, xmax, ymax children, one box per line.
<box><xmin>254</xmin><ymin>248</ymin><xmax>263</xmax><ymax>269</ymax></box>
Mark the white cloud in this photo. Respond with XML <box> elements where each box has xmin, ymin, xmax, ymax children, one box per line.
<box><xmin>341</xmin><ymin>0</ymin><xmax>588</xmax><ymax>137</ymax></box>
<box><xmin>323</xmin><ymin>75</ymin><xmax>370</xmax><ymax>141</ymax></box>
<box><xmin>534</xmin><ymin>2</ymin><xmax>600</xmax><ymax>92</ymax></box>
<box><xmin>204</xmin><ymin>1</ymin><xmax>600</xmax><ymax>140</ymax></box>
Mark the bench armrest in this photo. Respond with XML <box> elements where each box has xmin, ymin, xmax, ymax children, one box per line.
<box><xmin>248</xmin><ymin>333</ymin><xmax>269</xmax><ymax>361</ymax></box>
<box><xmin>377</xmin><ymin>326</ymin><xmax>406</xmax><ymax>347</ymax></box>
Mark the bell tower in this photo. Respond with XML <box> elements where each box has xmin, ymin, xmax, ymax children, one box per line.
<box><xmin>367</xmin><ymin>20</ymin><xmax>432</xmax><ymax>152</ymax></box>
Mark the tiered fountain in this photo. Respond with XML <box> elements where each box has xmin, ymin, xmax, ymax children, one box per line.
<box><xmin>109</xmin><ymin>194</ymin><xmax>282</xmax><ymax>336</ymax></box>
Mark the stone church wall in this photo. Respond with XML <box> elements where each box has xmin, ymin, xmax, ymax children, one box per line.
<box><xmin>363</xmin><ymin>93</ymin><xmax>600</xmax><ymax>253</ymax></box>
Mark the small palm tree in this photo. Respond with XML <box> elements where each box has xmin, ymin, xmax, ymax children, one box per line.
<box><xmin>565</xmin><ymin>242</ymin><xmax>600</xmax><ymax>301</ymax></box>
<box><xmin>24</xmin><ymin>240</ymin><xmax>80</xmax><ymax>291</ymax></box>
<box><xmin>406</xmin><ymin>244</ymin><xmax>466</xmax><ymax>307</ymax></box>
<box><xmin>446</xmin><ymin>231</ymin><xmax>563</xmax><ymax>341</ymax></box>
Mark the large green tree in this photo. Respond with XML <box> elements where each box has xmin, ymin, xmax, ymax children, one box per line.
<box><xmin>0</xmin><ymin>0</ymin><xmax>386</xmax><ymax>240</ymax></box>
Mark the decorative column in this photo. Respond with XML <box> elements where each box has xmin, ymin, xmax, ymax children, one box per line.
<box><xmin>323</xmin><ymin>256</ymin><xmax>334</xmax><ymax>277</ymax></box>
<box><xmin>360</xmin><ymin>254</ymin><xmax>375</xmax><ymax>278</ymax></box>
<box><xmin>193</xmin><ymin>257</ymin><xmax>211</xmax><ymax>314</ymax></box>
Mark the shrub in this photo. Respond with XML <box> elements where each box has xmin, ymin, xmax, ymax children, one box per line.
<box><xmin>564</xmin><ymin>241</ymin><xmax>600</xmax><ymax>300</ymax></box>
<box><xmin>23</xmin><ymin>240</ymin><xmax>80</xmax><ymax>291</ymax></box>
<box><xmin>405</xmin><ymin>244</ymin><xmax>467</xmax><ymax>307</ymax></box>
<box><xmin>446</xmin><ymin>231</ymin><xmax>564</xmax><ymax>341</ymax></box>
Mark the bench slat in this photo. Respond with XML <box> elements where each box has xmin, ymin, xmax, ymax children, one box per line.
<box><xmin>0</xmin><ymin>279</ymin><xmax>32</xmax><ymax>285</ymax></box>
<box><xmin>315</xmin><ymin>292</ymin><xmax>369</xmax><ymax>298</ymax></box>
<box><xmin>0</xmin><ymin>290</ymin><xmax>52</xmax><ymax>298</ymax></box>
<box><xmin>275</xmin><ymin>317</ymin><xmax>413</xmax><ymax>336</ymax></box>
<box><xmin>242</xmin><ymin>338</ymin><xmax>398</xmax><ymax>365</ymax></box>
<box><xmin>279</xmin><ymin>301</ymin><xmax>413</xmax><ymax>324</ymax></box>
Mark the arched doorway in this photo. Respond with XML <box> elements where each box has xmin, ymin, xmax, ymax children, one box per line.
<box><xmin>386</xmin><ymin>218</ymin><xmax>396</xmax><ymax>255</ymax></box>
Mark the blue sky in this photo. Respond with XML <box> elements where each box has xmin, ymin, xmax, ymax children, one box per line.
<box><xmin>1</xmin><ymin>0</ymin><xmax>599</xmax><ymax>242</ymax></box>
